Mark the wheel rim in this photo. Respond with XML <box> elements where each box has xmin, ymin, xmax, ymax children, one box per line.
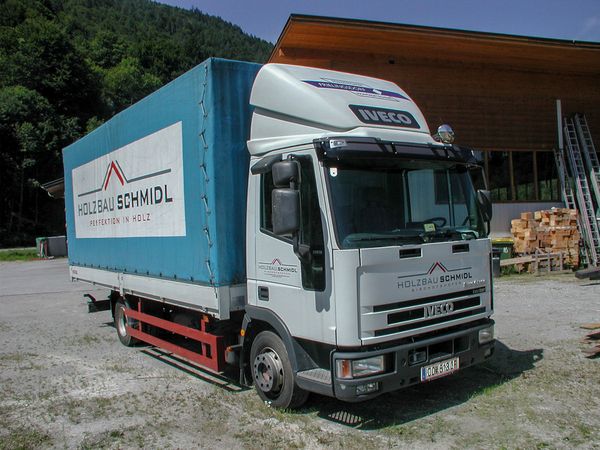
<box><xmin>253</xmin><ymin>347</ymin><xmax>284</xmax><ymax>396</ymax></box>
<box><xmin>116</xmin><ymin>306</ymin><xmax>128</xmax><ymax>337</ymax></box>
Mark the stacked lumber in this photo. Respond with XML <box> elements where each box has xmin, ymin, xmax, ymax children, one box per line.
<box><xmin>510</xmin><ymin>208</ymin><xmax>580</xmax><ymax>267</ymax></box>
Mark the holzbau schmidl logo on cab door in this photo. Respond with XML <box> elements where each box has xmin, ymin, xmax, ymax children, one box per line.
<box><xmin>257</xmin><ymin>258</ymin><xmax>299</xmax><ymax>280</ymax></box>
<box><xmin>72</xmin><ymin>122</ymin><xmax>186</xmax><ymax>238</ymax></box>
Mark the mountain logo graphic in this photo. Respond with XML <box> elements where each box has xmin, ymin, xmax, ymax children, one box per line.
<box><xmin>78</xmin><ymin>160</ymin><xmax>171</xmax><ymax>198</ymax></box>
<box><xmin>428</xmin><ymin>261</ymin><xmax>449</xmax><ymax>274</ymax></box>
<box><xmin>103</xmin><ymin>161</ymin><xmax>125</xmax><ymax>190</ymax></box>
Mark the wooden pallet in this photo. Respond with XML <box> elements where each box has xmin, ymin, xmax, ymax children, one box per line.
<box><xmin>583</xmin><ymin>345</ymin><xmax>600</xmax><ymax>358</ymax></box>
<box><xmin>500</xmin><ymin>255</ymin><xmax>535</xmax><ymax>267</ymax></box>
<box><xmin>581</xmin><ymin>325</ymin><xmax>600</xmax><ymax>358</ymax></box>
<box><xmin>510</xmin><ymin>208</ymin><xmax>580</xmax><ymax>267</ymax></box>
<box><xmin>582</xmin><ymin>331</ymin><xmax>600</xmax><ymax>341</ymax></box>
<box><xmin>499</xmin><ymin>251</ymin><xmax>570</xmax><ymax>274</ymax></box>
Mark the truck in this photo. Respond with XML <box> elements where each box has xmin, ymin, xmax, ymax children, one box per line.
<box><xmin>63</xmin><ymin>58</ymin><xmax>495</xmax><ymax>408</ymax></box>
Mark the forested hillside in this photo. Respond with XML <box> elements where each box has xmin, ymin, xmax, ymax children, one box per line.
<box><xmin>0</xmin><ymin>0</ymin><xmax>272</xmax><ymax>247</ymax></box>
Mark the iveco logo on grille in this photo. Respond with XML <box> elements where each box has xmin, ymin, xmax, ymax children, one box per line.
<box><xmin>424</xmin><ymin>302</ymin><xmax>454</xmax><ymax>318</ymax></box>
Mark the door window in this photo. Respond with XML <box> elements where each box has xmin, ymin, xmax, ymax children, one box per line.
<box><xmin>260</xmin><ymin>156</ymin><xmax>325</xmax><ymax>291</ymax></box>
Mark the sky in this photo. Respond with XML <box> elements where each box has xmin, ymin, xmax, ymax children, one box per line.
<box><xmin>156</xmin><ymin>0</ymin><xmax>600</xmax><ymax>44</ymax></box>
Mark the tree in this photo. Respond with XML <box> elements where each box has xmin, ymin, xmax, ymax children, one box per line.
<box><xmin>0</xmin><ymin>0</ymin><xmax>272</xmax><ymax>246</ymax></box>
<box><xmin>0</xmin><ymin>86</ymin><xmax>57</xmax><ymax>238</ymax></box>
<box><xmin>87</xmin><ymin>30</ymin><xmax>128</xmax><ymax>69</ymax></box>
<box><xmin>103</xmin><ymin>57</ymin><xmax>162</xmax><ymax>112</ymax></box>
<box><xmin>0</xmin><ymin>16</ymin><xmax>101</xmax><ymax>120</ymax></box>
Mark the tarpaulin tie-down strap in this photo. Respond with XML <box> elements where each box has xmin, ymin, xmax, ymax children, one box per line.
<box><xmin>198</xmin><ymin>64</ymin><xmax>217</xmax><ymax>297</ymax></box>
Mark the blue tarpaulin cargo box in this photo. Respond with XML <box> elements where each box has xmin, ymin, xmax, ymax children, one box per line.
<box><xmin>63</xmin><ymin>59</ymin><xmax>261</xmax><ymax>305</ymax></box>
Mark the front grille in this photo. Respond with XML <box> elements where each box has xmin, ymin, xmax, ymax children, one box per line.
<box><xmin>375</xmin><ymin>307</ymin><xmax>486</xmax><ymax>337</ymax></box>
<box><xmin>373</xmin><ymin>288</ymin><xmax>485</xmax><ymax>313</ymax></box>
<box><xmin>361</xmin><ymin>284</ymin><xmax>489</xmax><ymax>342</ymax></box>
<box><xmin>363</xmin><ymin>288</ymin><xmax>487</xmax><ymax>340</ymax></box>
<box><xmin>388</xmin><ymin>296</ymin><xmax>481</xmax><ymax>325</ymax></box>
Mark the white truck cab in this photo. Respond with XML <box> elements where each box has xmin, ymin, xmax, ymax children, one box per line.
<box><xmin>242</xmin><ymin>64</ymin><xmax>494</xmax><ymax>406</ymax></box>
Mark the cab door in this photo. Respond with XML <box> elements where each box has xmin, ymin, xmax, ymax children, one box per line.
<box><xmin>249</xmin><ymin>152</ymin><xmax>335</xmax><ymax>344</ymax></box>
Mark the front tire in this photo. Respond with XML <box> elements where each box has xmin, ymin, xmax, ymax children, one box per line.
<box><xmin>250</xmin><ymin>331</ymin><xmax>308</xmax><ymax>409</ymax></box>
<box><xmin>114</xmin><ymin>299</ymin><xmax>138</xmax><ymax>347</ymax></box>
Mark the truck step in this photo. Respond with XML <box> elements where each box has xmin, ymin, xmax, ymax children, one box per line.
<box><xmin>296</xmin><ymin>368</ymin><xmax>332</xmax><ymax>385</ymax></box>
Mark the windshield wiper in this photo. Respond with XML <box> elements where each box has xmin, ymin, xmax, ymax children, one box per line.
<box><xmin>422</xmin><ymin>229</ymin><xmax>464</xmax><ymax>242</ymax></box>
<box><xmin>361</xmin><ymin>235</ymin><xmax>423</xmax><ymax>242</ymax></box>
<box><xmin>343</xmin><ymin>233</ymin><xmax>424</xmax><ymax>245</ymax></box>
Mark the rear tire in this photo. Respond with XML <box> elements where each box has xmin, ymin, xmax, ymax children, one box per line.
<box><xmin>114</xmin><ymin>299</ymin><xmax>138</xmax><ymax>347</ymax></box>
<box><xmin>250</xmin><ymin>331</ymin><xmax>308</xmax><ymax>409</ymax></box>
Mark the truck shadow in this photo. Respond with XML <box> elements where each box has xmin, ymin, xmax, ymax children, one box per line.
<box><xmin>303</xmin><ymin>340</ymin><xmax>543</xmax><ymax>429</ymax></box>
<box><xmin>101</xmin><ymin>321</ymin><xmax>250</xmax><ymax>392</ymax></box>
<box><xmin>140</xmin><ymin>347</ymin><xmax>250</xmax><ymax>393</ymax></box>
<box><xmin>100</xmin><ymin>320</ymin><xmax>542</xmax><ymax>423</ymax></box>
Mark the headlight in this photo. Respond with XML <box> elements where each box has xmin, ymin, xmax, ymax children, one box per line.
<box><xmin>479</xmin><ymin>325</ymin><xmax>494</xmax><ymax>344</ymax></box>
<box><xmin>336</xmin><ymin>355</ymin><xmax>386</xmax><ymax>379</ymax></box>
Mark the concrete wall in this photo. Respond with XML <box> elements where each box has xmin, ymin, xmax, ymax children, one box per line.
<box><xmin>490</xmin><ymin>201</ymin><xmax>563</xmax><ymax>238</ymax></box>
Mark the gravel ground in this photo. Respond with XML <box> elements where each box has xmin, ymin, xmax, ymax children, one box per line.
<box><xmin>1</xmin><ymin>259</ymin><xmax>599</xmax><ymax>449</ymax></box>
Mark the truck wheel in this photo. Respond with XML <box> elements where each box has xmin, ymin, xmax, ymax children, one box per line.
<box><xmin>114</xmin><ymin>299</ymin><xmax>138</xmax><ymax>347</ymax></box>
<box><xmin>250</xmin><ymin>331</ymin><xmax>308</xmax><ymax>409</ymax></box>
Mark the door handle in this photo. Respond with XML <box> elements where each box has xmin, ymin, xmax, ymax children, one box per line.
<box><xmin>258</xmin><ymin>286</ymin><xmax>269</xmax><ymax>301</ymax></box>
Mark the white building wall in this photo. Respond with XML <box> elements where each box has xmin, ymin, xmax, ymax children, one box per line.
<box><xmin>490</xmin><ymin>201</ymin><xmax>564</xmax><ymax>238</ymax></box>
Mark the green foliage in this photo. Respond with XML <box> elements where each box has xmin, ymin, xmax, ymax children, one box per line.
<box><xmin>0</xmin><ymin>247</ymin><xmax>39</xmax><ymax>261</ymax></box>
<box><xmin>85</xmin><ymin>116</ymin><xmax>105</xmax><ymax>133</ymax></box>
<box><xmin>103</xmin><ymin>56</ymin><xmax>162</xmax><ymax>110</ymax></box>
<box><xmin>0</xmin><ymin>15</ymin><xmax>101</xmax><ymax>118</ymax></box>
<box><xmin>88</xmin><ymin>30</ymin><xmax>128</xmax><ymax>69</ymax></box>
<box><xmin>0</xmin><ymin>0</ymin><xmax>273</xmax><ymax>247</ymax></box>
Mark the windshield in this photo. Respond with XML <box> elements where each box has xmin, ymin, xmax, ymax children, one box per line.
<box><xmin>326</xmin><ymin>159</ymin><xmax>487</xmax><ymax>249</ymax></box>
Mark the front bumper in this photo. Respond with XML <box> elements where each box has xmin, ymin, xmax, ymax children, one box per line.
<box><xmin>332</xmin><ymin>319</ymin><xmax>495</xmax><ymax>402</ymax></box>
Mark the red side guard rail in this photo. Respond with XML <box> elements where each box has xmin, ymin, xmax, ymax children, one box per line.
<box><xmin>125</xmin><ymin>307</ymin><xmax>225</xmax><ymax>372</ymax></box>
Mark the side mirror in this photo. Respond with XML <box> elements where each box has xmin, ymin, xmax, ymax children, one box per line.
<box><xmin>272</xmin><ymin>188</ymin><xmax>300</xmax><ymax>235</ymax></box>
<box><xmin>272</xmin><ymin>160</ymin><xmax>300</xmax><ymax>188</ymax></box>
<box><xmin>477</xmin><ymin>189</ymin><xmax>493</xmax><ymax>222</ymax></box>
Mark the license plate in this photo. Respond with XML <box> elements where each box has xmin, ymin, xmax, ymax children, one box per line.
<box><xmin>420</xmin><ymin>357</ymin><xmax>459</xmax><ymax>382</ymax></box>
